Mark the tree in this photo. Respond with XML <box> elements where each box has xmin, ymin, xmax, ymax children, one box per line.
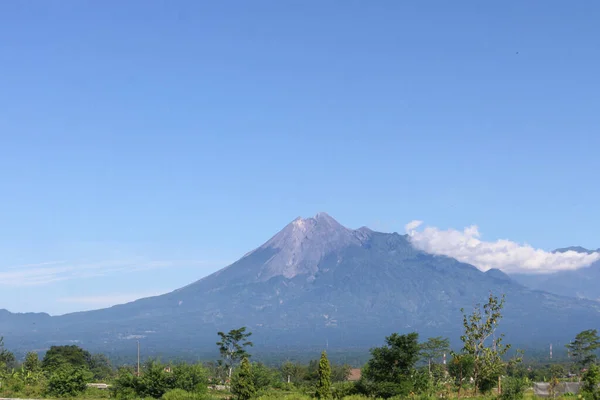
<box><xmin>42</xmin><ymin>345</ymin><xmax>92</xmax><ymax>372</ymax></box>
<box><xmin>88</xmin><ymin>353</ymin><xmax>113</xmax><ymax>381</ymax></box>
<box><xmin>448</xmin><ymin>354</ymin><xmax>474</xmax><ymax>399</ymax></box>
<box><xmin>250</xmin><ymin>362</ymin><xmax>278</xmax><ymax>392</ymax></box>
<box><xmin>46</xmin><ymin>366</ymin><xmax>92</xmax><ymax>397</ymax></box>
<box><xmin>421</xmin><ymin>336</ymin><xmax>450</xmax><ymax>373</ymax></box>
<box><xmin>216</xmin><ymin>327</ymin><xmax>253</xmax><ymax>379</ymax></box>
<box><xmin>566</xmin><ymin>329</ymin><xmax>600</xmax><ymax>369</ymax></box>
<box><xmin>361</xmin><ymin>332</ymin><xmax>421</xmax><ymax>397</ymax></box>
<box><xmin>581</xmin><ymin>363</ymin><xmax>600</xmax><ymax>400</ymax></box>
<box><xmin>0</xmin><ymin>336</ymin><xmax>16</xmax><ymax>370</ymax></box>
<box><xmin>364</xmin><ymin>332</ymin><xmax>421</xmax><ymax>383</ymax></box>
<box><xmin>455</xmin><ymin>293</ymin><xmax>513</xmax><ymax>395</ymax></box>
<box><xmin>231</xmin><ymin>357</ymin><xmax>256</xmax><ymax>400</ymax></box>
<box><xmin>316</xmin><ymin>351</ymin><xmax>332</xmax><ymax>399</ymax></box>
<box><xmin>23</xmin><ymin>351</ymin><xmax>41</xmax><ymax>373</ymax></box>
<box><xmin>281</xmin><ymin>360</ymin><xmax>304</xmax><ymax>384</ymax></box>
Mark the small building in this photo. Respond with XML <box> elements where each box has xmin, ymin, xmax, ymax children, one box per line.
<box><xmin>347</xmin><ymin>368</ymin><xmax>361</xmax><ymax>382</ymax></box>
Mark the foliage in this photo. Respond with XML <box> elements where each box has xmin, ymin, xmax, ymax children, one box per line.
<box><xmin>161</xmin><ymin>388</ymin><xmax>208</xmax><ymax>400</ymax></box>
<box><xmin>364</xmin><ymin>332</ymin><xmax>420</xmax><ymax>383</ymax></box>
<box><xmin>46</xmin><ymin>365</ymin><xmax>92</xmax><ymax>397</ymax></box>
<box><xmin>42</xmin><ymin>344</ymin><xmax>92</xmax><ymax>372</ymax></box>
<box><xmin>89</xmin><ymin>353</ymin><xmax>114</xmax><ymax>381</ymax></box>
<box><xmin>454</xmin><ymin>292</ymin><xmax>515</xmax><ymax>394</ymax></box>
<box><xmin>216</xmin><ymin>327</ymin><xmax>253</xmax><ymax>379</ymax></box>
<box><xmin>581</xmin><ymin>363</ymin><xmax>600</xmax><ymax>400</ymax></box>
<box><xmin>361</xmin><ymin>332</ymin><xmax>420</xmax><ymax>397</ymax></box>
<box><xmin>251</xmin><ymin>362</ymin><xmax>280</xmax><ymax>392</ymax></box>
<box><xmin>448</xmin><ymin>353</ymin><xmax>474</xmax><ymax>396</ymax></box>
<box><xmin>315</xmin><ymin>350</ymin><xmax>332</xmax><ymax>399</ymax></box>
<box><xmin>111</xmin><ymin>360</ymin><xmax>208</xmax><ymax>399</ymax></box>
<box><xmin>23</xmin><ymin>351</ymin><xmax>41</xmax><ymax>373</ymax></box>
<box><xmin>331</xmin><ymin>381</ymin><xmax>356</xmax><ymax>399</ymax></box>
<box><xmin>171</xmin><ymin>362</ymin><xmax>209</xmax><ymax>394</ymax></box>
<box><xmin>499</xmin><ymin>376</ymin><xmax>527</xmax><ymax>400</ymax></box>
<box><xmin>566</xmin><ymin>329</ymin><xmax>600</xmax><ymax>369</ymax></box>
<box><xmin>420</xmin><ymin>336</ymin><xmax>450</xmax><ymax>371</ymax></box>
<box><xmin>0</xmin><ymin>336</ymin><xmax>16</xmax><ymax>371</ymax></box>
<box><xmin>281</xmin><ymin>360</ymin><xmax>305</xmax><ymax>384</ymax></box>
<box><xmin>231</xmin><ymin>357</ymin><xmax>256</xmax><ymax>400</ymax></box>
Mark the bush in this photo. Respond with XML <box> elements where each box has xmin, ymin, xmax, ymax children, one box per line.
<box><xmin>499</xmin><ymin>376</ymin><xmax>527</xmax><ymax>400</ymax></box>
<box><xmin>331</xmin><ymin>381</ymin><xmax>356</xmax><ymax>399</ymax></box>
<box><xmin>46</xmin><ymin>366</ymin><xmax>91</xmax><ymax>397</ymax></box>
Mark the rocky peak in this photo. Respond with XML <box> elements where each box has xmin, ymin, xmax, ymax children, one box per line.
<box><xmin>255</xmin><ymin>213</ymin><xmax>366</xmax><ymax>281</ymax></box>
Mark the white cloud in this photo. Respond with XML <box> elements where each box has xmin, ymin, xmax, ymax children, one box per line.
<box><xmin>0</xmin><ymin>259</ymin><xmax>217</xmax><ymax>287</ymax></box>
<box><xmin>405</xmin><ymin>222</ymin><xmax>600</xmax><ymax>274</ymax></box>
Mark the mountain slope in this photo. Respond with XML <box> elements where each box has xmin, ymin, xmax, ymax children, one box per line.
<box><xmin>512</xmin><ymin>247</ymin><xmax>600</xmax><ymax>301</ymax></box>
<box><xmin>2</xmin><ymin>214</ymin><xmax>600</xmax><ymax>354</ymax></box>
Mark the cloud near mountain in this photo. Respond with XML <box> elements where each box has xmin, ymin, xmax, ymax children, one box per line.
<box><xmin>405</xmin><ymin>220</ymin><xmax>600</xmax><ymax>274</ymax></box>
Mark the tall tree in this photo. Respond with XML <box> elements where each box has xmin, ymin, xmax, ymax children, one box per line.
<box><xmin>316</xmin><ymin>351</ymin><xmax>332</xmax><ymax>399</ymax></box>
<box><xmin>230</xmin><ymin>357</ymin><xmax>256</xmax><ymax>400</ymax></box>
<box><xmin>456</xmin><ymin>292</ymin><xmax>513</xmax><ymax>394</ymax></box>
<box><xmin>216</xmin><ymin>327</ymin><xmax>253</xmax><ymax>379</ymax></box>
<box><xmin>421</xmin><ymin>336</ymin><xmax>450</xmax><ymax>373</ymax></box>
<box><xmin>23</xmin><ymin>351</ymin><xmax>41</xmax><ymax>373</ymax></box>
<box><xmin>566</xmin><ymin>329</ymin><xmax>600</xmax><ymax>369</ymax></box>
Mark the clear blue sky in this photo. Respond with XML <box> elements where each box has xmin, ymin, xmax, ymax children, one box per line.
<box><xmin>1</xmin><ymin>1</ymin><xmax>599</xmax><ymax>315</ymax></box>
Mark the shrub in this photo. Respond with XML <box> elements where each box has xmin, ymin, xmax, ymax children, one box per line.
<box><xmin>499</xmin><ymin>376</ymin><xmax>527</xmax><ymax>400</ymax></box>
<box><xmin>46</xmin><ymin>366</ymin><xmax>91</xmax><ymax>397</ymax></box>
<box><xmin>331</xmin><ymin>381</ymin><xmax>356</xmax><ymax>399</ymax></box>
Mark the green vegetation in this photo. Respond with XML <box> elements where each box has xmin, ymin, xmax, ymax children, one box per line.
<box><xmin>565</xmin><ymin>329</ymin><xmax>600</xmax><ymax>369</ymax></box>
<box><xmin>315</xmin><ymin>351</ymin><xmax>332</xmax><ymax>399</ymax></box>
<box><xmin>1</xmin><ymin>296</ymin><xmax>599</xmax><ymax>399</ymax></box>
<box><xmin>231</xmin><ymin>357</ymin><xmax>256</xmax><ymax>400</ymax></box>
<box><xmin>217</xmin><ymin>327</ymin><xmax>254</xmax><ymax>380</ymax></box>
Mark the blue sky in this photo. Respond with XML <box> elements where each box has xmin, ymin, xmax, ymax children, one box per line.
<box><xmin>1</xmin><ymin>1</ymin><xmax>599</xmax><ymax>315</ymax></box>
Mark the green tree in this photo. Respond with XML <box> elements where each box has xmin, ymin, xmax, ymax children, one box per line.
<box><xmin>566</xmin><ymin>329</ymin><xmax>600</xmax><ymax>369</ymax></box>
<box><xmin>41</xmin><ymin>345</ymin><xmax>92</xmax><ymax>372</ymax></box>
<box><xmin>231</xmin><ymin>357</ymin><xmax>256</xmax><ymax>400</ymax></box>
<box><xmin>448</xmin><ymin>354</ymin><xmax>474</xmax><ymax>399</ymax></box>
<box><xmin>364</xmin><ymin>332</ymin><xmax>421</xmax><ymax>383</ymax></box>
<box><xmin>46</xmin><ymin>366</ymin><xmax>92</xmax><ymax>397</ymax></box>
<box><xmin>251</xmin><ymin>362</ymin><xmax>278</xmax><ymax>392</ymax></box>
<box><xmin>316</xmin><ymin>351</ymin><xmax>332</xmax><ymax>399</ymax></box>
<box><xmin>23</xmin><ymin>351</ymin><xmax>41</xmax><ymax>373</ymax></box>
<box><xmin>281</xmin><ymin>360</ymin><xmax>304</xmax><ymax>384</ymax></box>
<box><xmin>216</xmin><ymin>327</ymin><xmax>253</xmax><ymax>379</ymax></box>
<box><xmin>456</xmin><ymin>293</ymin><xmax>513</xmax><ymax>394</ymax></box>
<box><xmin>88</xmin><ymin>353</ymin><xmax>113</xmax><ymax>381</ymax></box>
<box><xmin>0</xmin><ymin>336</ymin><xmax>16</xmax><ymax>371</ymax></box>
<box><xmin>171</xmin><ymin>362</ymin><xmax>209</xmax><ymax>394</ymax></box>
<box><xmin>420</xmin><ymin>336</ymin><xmax>450</xmax><ymax>373</ymax></box>
<box><xmin>361</xmin><ymin>332</ymin><xmax>421</xmax><ymax>397</ymax></box>
<box><xmin>581</xmin><ymin>363</ymin><xmax>600</xmax><ymax>400</ymax></box>
<box><xmin>136</xmin><ymin>359</ymin><xmax>172</xmax><ymax>398</ymax></box>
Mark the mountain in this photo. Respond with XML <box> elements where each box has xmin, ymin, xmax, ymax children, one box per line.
<box><xmin>511</xmin><ymin>247</ymin><xmax>600</xmax><ymax>301</ymax></box>
<box><xmin>2</xmin><ymin>213</ymin><xmax>600</xmax><ymax>355</ymax></box>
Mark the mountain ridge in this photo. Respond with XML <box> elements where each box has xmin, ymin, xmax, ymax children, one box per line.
<box><xmin>2</xmin><ymin>213</ymin><xmax>600</xmax><ymax>355</ymax></box>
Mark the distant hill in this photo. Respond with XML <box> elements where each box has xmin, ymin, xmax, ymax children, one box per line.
<box><xmin>511</xmin><ymin>246</ymin><xmax>600</xmax><ymax>301</ymax></box>
<box><xmin>2</xmin><ymin>213</ymin><xmax>600</xmax><ymax>355</ymax></box>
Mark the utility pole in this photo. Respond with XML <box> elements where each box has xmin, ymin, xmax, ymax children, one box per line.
<box><xmin>137</xmin><ymin>340</ymin><xmax>140</xmax><ymax>377</ymax></box>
